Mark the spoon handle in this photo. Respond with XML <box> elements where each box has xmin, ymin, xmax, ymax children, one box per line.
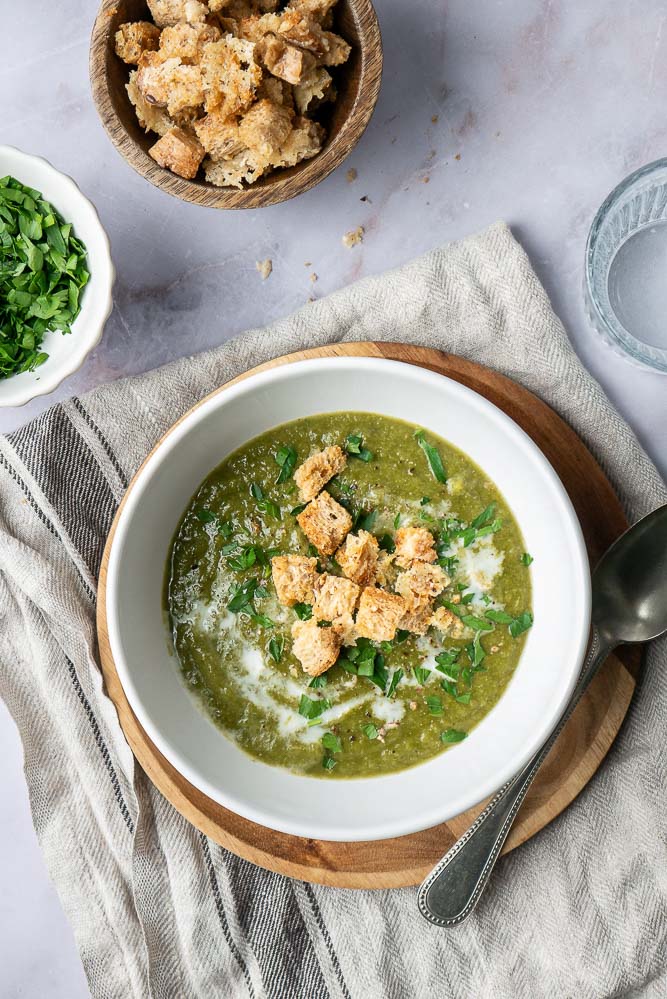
<box><xmin>417</xmin><ymin>629</ymin><xmax>611</xmax><ymax>927</ymax></box>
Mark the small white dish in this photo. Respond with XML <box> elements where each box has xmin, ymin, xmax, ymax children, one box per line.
<box><xmin>106</xmin><ymin>357</ymin><xmax>591</xmax><ymax>842</ymax></box>
<box><xmin>0</xmin><ymin>145</ymin><xmax>114</xmax><ymax>407</ymax></box>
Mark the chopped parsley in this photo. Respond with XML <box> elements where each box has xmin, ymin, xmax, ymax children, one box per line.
<box><xmin>441</xmin><ymin>728</ymin><xmax>468</xmax><ymax>744</ymax></box>
<box><xmin>413</xmin><ymin>665</ymin><xmax>431</xmax><ymax>685</ymax></box>
<box><xmin>378</xmin><ymin>533</ymin><xmax>396</xmax><ymax>553</ymax></box>
<box><xmin>309</xmin><ymin>674</ymin><xmax>328</xmax><ymax>688</ymax></box>
<box><xmin>362</xmin><ymin>723</ymin><xmax>378</xmax><ymax>740</ymax></box>
<box><xmin>0</xmin><ymin>176</ymin><xmax>90</xmax><ymax>378</ymax></box>
<box><xmin>322</xmin><ymin>732</ymin><xmax>342</xmax><ymax>753</ymax></box>
<box><xmin>386</xmin><ymin>668</ymin><xmax>404</xmax><ymax>698</ymax></box>
<box><xmin>268</xmin><ymin>635</ymin><xmax>284</xmax><ymax>663</ymax></box>
<box><xmin>354</xmin><ymin>508</ymin><xmax>377</xmax><ymax>532</ymax></box>
<box><xmin>345</xmin><ymin>434</ymin><xmax>374</xmax><ymax>462</ymax></box>
<box><xmin>249</xmin><ymin>613</ymin><xmax>274</xmax><ymax>628</ymax></box>
<box><xmin>293</xmin><ymin>602</ymin><xmax>313</xmax><ymax>620</ymax></box>
<box><xmin>227</xmin><ymin>578</ymin><xmax>259</xmax><ymax>613</ymax></box>
<box><xmin>460</xmin><ymin>614</ymin><xmax>494</xmax><ymax>631</ymax></box>
<box><xmin>250</xmin><ymin>482</ymin><xmax>281</xmax><ymax>519</ymax></box>
<box><xmin>509</xmin><ymin>611</ymin><xmax>533</xmax><ymax>637</ymax></box>
<box><xmin>274</xmin><ymin>445</ymin><xmax>297</xmax><ymax>483</ymax></box>
<box><xmin>414</xmin><ymin>429</ymin><xmax>447</xmax><ymax>484</ymax></box>
<box><xmin>298</xmin><ymin>694</ymin><xmax>331</xmax><ymax>720</ymax></box>
<box><xmin>521</xmin><ymin>552</ymin><xmax>534</xmax><ymax>566</ymax></box>
<box><xmin>426</xmin><ymin>695</ymin><xmax>443</xmax><ymax>716</ymax></box>
<box><xmin>322</xmin><ymin>755</ymin><xmax>337</xmax><ymax>771</ymax></box>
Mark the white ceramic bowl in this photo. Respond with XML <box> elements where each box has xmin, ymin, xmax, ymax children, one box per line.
<box><xmin>106</xmin><ymin>358</ymin><xmax>591</xmax><ymax>842</ymax></box>
<box><xmin>0</xmin><ymin>146</ymin><xmax>114</xmax><ymax>407</ymax></box>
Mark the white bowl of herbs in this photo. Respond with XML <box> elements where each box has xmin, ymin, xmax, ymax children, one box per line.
<box><xmin>0</xmin><ymin>146</ymin><xmax>114</xmax><ymax>407</ymax></box>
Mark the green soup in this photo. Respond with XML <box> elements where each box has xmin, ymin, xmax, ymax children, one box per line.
<box><xmin>165</xmin><ymin>412</ymin><xmax>532</xmax><ymax>778</ymax></box>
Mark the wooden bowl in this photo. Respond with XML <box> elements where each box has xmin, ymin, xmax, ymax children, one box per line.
<box><xmin>89</xmin><ymin>0</ymin><xmax>383</xmax><ymax>209</ymax></box>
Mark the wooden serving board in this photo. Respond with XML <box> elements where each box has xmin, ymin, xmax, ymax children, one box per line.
<box><xmin>97</xmin><ymin>342</ymin><xmax>639</xmax><ymax>889</ymax></box>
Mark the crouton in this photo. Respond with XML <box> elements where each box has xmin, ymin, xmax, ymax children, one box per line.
<box><xmin>257</xmin><ymin>75</ymin><xmax>295</xmax><ymax>108</ymax></box>
<box><xmin>194</xmin><ymin>110</ymin><xmax>246</xmax><ymax>158</ymax></box>
<box><xmin>375</xmin><ymin>550</ymin><xmax>397</xmax><ymax>589</ymax></box>
<box><xmin>331</xmin><ymin>612</ymin><xmax>356</xmax><ymax>646</ymax></box>
<box><xmin>184</xmin><ymin>0</ymin><xmax>209</xmax><ymax>21</ymax></box>
<box><xmin>203</xmin><ymin>150</ymin><xmax>265</xmax><ymax>187</ymax></box>
<box><xmin>287</xmin><ymin>0</ymin><xmax>338</xmax><ymax>21</ymax></box>
<box><xmin>319</xmin><ymin>30</ymin><xmax>350</xmax><ymax>66</ymax></box>
<box><xmin>210</xmin><ymin>0</ymin><xmax>279</xmax><ymax>15</ymax></box>
<box><xmin>273</xmin><ymin>116</ymin><xmax>323</xmax><ymax>166</ymax></box>
<box><xmin>335</xmin><ymin>530</ymin><xmax>378</xmax><ymax>588</ymax></box>
<box><xmin>296</xmin><ymin>490</ymin><xmax>352</xmax><ymax>556</ymax></box>
<box><xmin>293</xmin><ymin>67</ymin><xmax>333</xmax><ymax>114</ymax></box>
<box><xmin>430</xmin><ymin>606</ymin><xmax>467</xmax><ymax>639</ymax></box>
<box><xmin>291</xmin><ymin>617</ymin><xmax>341</xmax><ymax>677</ymax></box>
<box><xmin>201</xmin><ymin>36</ymin><xmax>262</xmax><ymax>115</ymax></box>
<box><xmin>127</xmin><ymin>70</ymin><xmax>174</xmax><ymax>135</ymax></box>
<box><xmin>294</xmin><ymin>445</ymin><xmax>346</xmax><ymax>503</ymax></box>
<box><xmin>255</xmin><ymin>34</ymin><xmax>317</xmax><ymax>85</ymax></box>
<box><xmin>137</xmin><ymin>52</ymin><xmax>205</xmax><ymax>116</ymax></box>
<box><xmin>159</xmin><ymin>22</ymin><xmax>221</xmax><ymax>63</ymax></box>
<box><xmin>399</xmin><ymin>603</ymin><xmax>433</xmax><ymax>636</ymax></box>
<box><xmin>237</xmin><ymin>12</ymin><xmax>282</xmax><ymax>41</ymax></box>
<box><xmin>149</xmin><ymin>127</ymin><xmax>205</xmax><ymax>178</ymax></box>
<box><xmin>146</xmin><ymin>0</ymin><xmax>186</xmax><ymax>26</ymax></box>
<box><xmin>277</xmin><ymin>9</ymin><xmax>329</xmax><ymax>57</ymax></box>
<box><xmin>115</xmin><ymin>22</ymin><xmax>161</xmax><ymax>64</ymax></box>
<box><xmin>355</xmin><ymin>587</ymin><xmax>406</xmax><ymax>643</ymax></box>
<box><xmin>271</xmin><ymin>554</ymin><xmax>318</xmax><ymax>606</ymax></box>
<box><xmin>395</xmin><ymin>562</ymin><xmax>448</xmax><ymax>608</ymax></box>
<box><xmin>312</xmin><ymin>574</ymin><xmax>360</xmax><ymax>621</ymax></box>
<box><xmin>394</xmin><ymin>526</ymin><xmax>437</xmax><ymax>568</ymax></box>
<box><xmin>238</xmin><ymin>98</ymin><xmax>294</xmax><ymax>161</ymax></box>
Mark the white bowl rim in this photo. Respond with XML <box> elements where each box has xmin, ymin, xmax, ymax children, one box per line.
<box><xmin>0</xmin><ymin>144</ymin><xmax>115</xmax><ymax>407</ymax></box>
<box><xmin>106</xmin><ymin>356</ymin><xmax>592</xmax><ymax>841</ymax></box>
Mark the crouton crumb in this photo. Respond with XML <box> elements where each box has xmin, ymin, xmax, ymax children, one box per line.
<box><xmin>256</xmin><ymin>258</ymin><xmax>273</xmax><ymax>280</ymax></box>
<box><xmin>346</xmin><ymin>167</ymin><xmax>357</xmax><ymax>182</ymax></box>
<box><xmin>342</xmin><ymin>226</ymin><xmax>364</xmax><ymax>248</ymax></box>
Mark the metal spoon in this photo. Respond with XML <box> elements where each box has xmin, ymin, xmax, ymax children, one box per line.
<box><xmin>418</xmin><ymin>504</ymin><xmax>667</xmax><ymax>927</ymax></box>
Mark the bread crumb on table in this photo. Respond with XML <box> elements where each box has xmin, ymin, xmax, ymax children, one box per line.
<box><xmin>346</xmin><ymin>167</ymin><xmax>357</xmax><ymax>182</ymax></box>
<box><xmin>256</xmin><ymin>258</ymin><xmax>273</xmax><ymax>279</ymax></box>
<box><xmin>309</xmin><ymin>272</ymin><xmax>318</xmax><ymax>282</ymax></box>
<box><xmin>342</xmin><ymin>225</ymin><xmax>364</xmax><ymax>248</ymax></box>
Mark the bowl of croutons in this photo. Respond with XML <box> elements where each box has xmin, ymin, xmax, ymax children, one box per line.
<box><xmin>90</xmin><ymin>0</ymin><xmax>382</xmax><ymax>209</ymax></box>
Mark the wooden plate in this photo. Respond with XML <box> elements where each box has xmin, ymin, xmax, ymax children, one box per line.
<box><xmin>97</xmin><ymin>342</ymin><xmax>639</xmax><ymax>888</ymax></box>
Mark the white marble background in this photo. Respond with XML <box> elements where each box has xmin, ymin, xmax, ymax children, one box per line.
<box><xmin>1</xmin><ymin>1</ymin><xmax>666</xmax><ymax>996</ymax></box>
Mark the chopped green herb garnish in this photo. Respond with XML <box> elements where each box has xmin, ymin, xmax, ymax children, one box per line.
<box><xmin>298</xmin><ymin>694</ymin><xmax>331</xmax><ymax>720</ymax></box>
<box><xmin>380</xmin><ymin>641</ymin><xmax>394</xmax><ymax>654</ymax></box>
<box><xmin>484</xmin><ymin>609</ymin><xmax>513</xmax><ymax>624</ymax></box>
<box><xmin>218</xmin><ymin>519</ymin><xmax>233</xmax><ymax>539</ymax></box>
<box><xmin>317</xmin><ymin>620</ymin><xmax>333</xmax><ymax>628</ymax></box>
<box><xmin>354</xmin><ymin>509</ymin><xmax>377</xmax><ymax>532</ymax></box>
<box><xmin>378</xmin><ymin>533</ymin><xmax>396</xmax><ymax>553</ymax></box>
<box><xmin>414</xmin><ymin>429</ymin><xmax>447</xmax><ymax>483</ymax></box>
<box><xmin>250</xmin><ymin>481</ymin><xmax>281</xmax><ymax>519</ymax></box>
<box><xmin>465</xmin><ymin>632</ymin><xmax>487</xmax><ymax>669</ymax></box>
<box><xmin>470</xmin><ymin>503</ymin><xmax>497</xmax><ymax>530</ymax></box>
<box><xmin>393</xmin><ymin>512</ymin><xmax>401</xmax><ymax>529</ymax></box>
<box><xmin>509</xmin><ymin>611</ymin><xmax>533</xmax><ymax>637</ymax></box>
<box><xmin>420</xmin><ymin>496</ymin><xmax>431</xmax><ymax>506</ymax></box>
<box><xmin>322</xmin><ymin>754</ymin><xmax>337</xmax><ymax>771</ymax></box>
<box><xmin>386</xmin><ymin>668</ymin><xmax>404</xmax><ymax>698</ymax></box>
<box><xmin>362</xmin><ymin>723</ymin><xmax>378</xmax><ymax>740</ymax></box>
<box><xmin>460</xmin><ymin>614</ymin><xmax>494</xmax><ymax>631</ymax></box>
<box><xmin>435</xmin><ymin>649</ymin><xmax>460</xmax><ymax>671</ymax></box>
<box><xmin>413</xmin><ymin>666</ymin><xmax>431</xmax><ymax>685</ymax></box>
<box><xmin>195</xmin><ymin>508</ymin><xmax>217</xmax><ymax>524</ymax></box>
<box><xmin>322</xmin><ymin>732</ymin><xmax>342</xmax><ymax>753</ymax></box>
<box><xmin>357</xmin><ymin>658</ymin><xmax>375</xmax><ymax>676</ymax></box>
<box><xmin>521</xmin><ymin>552</ymin><xmax>534</xmax><ymax>566</ymax></box>
<box><xmin>0</xmin><ymin>176</ymin><xmax>90</xmax><ymax>379</ymax></box>
<box><xmin>268</xmin><ymin>635</ymin><xmax>284</xmax><ymax>663</ymax></box>
<box><xmin>227</xmin><ymin>577</ymin><xmax>258</xmax><ymax>613</ymax></box>
<box><xmin>249</xmin><ymin>613</ymin><xmax>274</xmax><ymax>628</ymax></box>
<box><xmin>293</xmin><ymin>602</ymin><xmax>312</xmax><ymax>621</ymax></box>
<box><xmin>461</xmin><ymin>592</ymin><xmax>475</xmax><ymax>605</ymax></box>
<box><xmin>441</xmin><ymin>728</ymin><xmax>468</xmax><ymax>744</ymax></box>
<box><xmin>395</xmin><ymin>629</ymin><xmax>410</xmax><ymax>644</ymax></box>
<box><xmin>250</xmin><ymin>482</ymin><xmax>263</xmax><ymax>500</ymax></box>
<box><xmin>426</xmin><ymin>695</ymin><xmax>443</xmax><ymax>716</ymax></box>
<box><xmin>255</xmin><ymin>585</ymin><xmax>269</xmax><ymax>599</ymax></box>
<box><xmin>291</xmin><ymin>503</ymin><xmax>308</xmax><ymax>516</ymax></box>
<box><xmin>441</xmin><ymin>600</ymin><xmax>464</xmax><ymax>618</ymax></box>
<box><xmin>345</xmin><ymin>434</ymin><xmax>374</xmax><ymax>462</ymax></box>
<box><xmin>309</xmin><ymin>674</ymin><xmax>328</xmax><ymax>688</ymax></box>
<box><xmin>274</xmin><ymin>445</ymin><xmax>297</xmax><ymax>484</ymax></box>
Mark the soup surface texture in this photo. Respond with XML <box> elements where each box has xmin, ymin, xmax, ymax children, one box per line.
<box><xmin>166</xmin><ymin>412</ymin><xmax>533</xmax><ymax>778</ymax></box>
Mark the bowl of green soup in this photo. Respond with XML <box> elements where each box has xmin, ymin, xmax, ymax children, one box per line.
<box><xmin>105</xmin><ymin>357</ymin><xmax>590</xmax><ymax>841</ymax></box>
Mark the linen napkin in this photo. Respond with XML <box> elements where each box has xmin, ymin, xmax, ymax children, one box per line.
<box><xmin>0</xmin><ymin>222</ymin><xmax>665</xmax><ymax>999</ymax></box>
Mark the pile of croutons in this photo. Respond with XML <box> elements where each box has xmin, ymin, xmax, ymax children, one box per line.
<box><xmin>271</xmin><ymin>446</ymin><xmax>466</xmax><ymax>678</ymax></box>
<box><xmin>113</xmin><ymin>0</ymin><xmax>351</xmax><ymax>187</ymax></box>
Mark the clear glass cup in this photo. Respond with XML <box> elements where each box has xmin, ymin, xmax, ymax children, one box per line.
<box><xmin>585</xmin><ymin>159</ymin><xmax>667</xmax><ymax>373</ymax></box>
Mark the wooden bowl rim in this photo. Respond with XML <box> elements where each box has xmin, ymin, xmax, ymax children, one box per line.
<box><xmin>89</xmin><ymin>0</ymin><xmax>383</xmax><ymax>209</ymax></box>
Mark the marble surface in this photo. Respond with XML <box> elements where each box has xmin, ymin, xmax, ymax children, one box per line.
<box><xmin>1</xmin><ymin>1</ymin><xmax>666</xmax><ymax>995</ymax></box>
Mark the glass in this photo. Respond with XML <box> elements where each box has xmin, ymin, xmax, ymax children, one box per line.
<box><xmin>585</xmin><ymin>159</ymin><xmax>667</xmax><ymax>373</ymax></box>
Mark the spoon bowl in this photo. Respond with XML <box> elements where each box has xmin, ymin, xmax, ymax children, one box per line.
<box><xmin>593</xmin><ymin>504</ymin><xmax>667</xmax><ymax>645</ymax></box>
